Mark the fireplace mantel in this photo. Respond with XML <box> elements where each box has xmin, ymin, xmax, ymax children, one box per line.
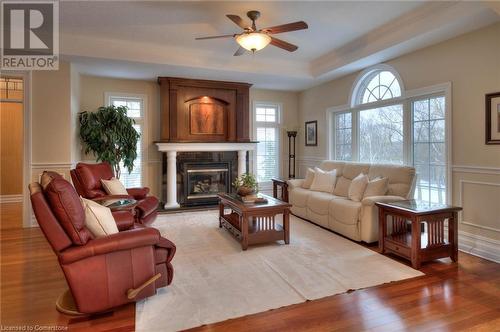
<box><xmin>156</xmin><ymin>141</ymin><xmax>256</xmax><ymax>209</ymax></box>
<box><xmin>155</xmin><ymin>141</ymin><xmax>257</xmax><ymax>152</ymax></box>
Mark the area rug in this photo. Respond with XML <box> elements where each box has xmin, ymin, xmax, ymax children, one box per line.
<box><xmin>136</xmin><ymin>211</ymin><xmax>423</xmax><ymax>331</ymax></box>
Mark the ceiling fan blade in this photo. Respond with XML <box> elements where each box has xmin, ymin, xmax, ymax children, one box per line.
<box><xmin>270</xmin><ymin>37</ymin><xmax>298</xmax><ymax>52</ymax></box>
<box><xmin>233</xmin><ymin>46</ymin><xmax>245</xmax><ymax>56</ymax></box>
<box><xmin>226</xmin><ymin>14</ymin><xmax>247</xmax><ymax>29</ymax></box>
<box><xmin>195</xmin><ymin>34</ymin><xmax>235</xmax><ymax>40</ymax></box>
<box><xmin>263</xmin><ymin>21</ymin><xmax>308</xmax><ymax>34</ymax></box>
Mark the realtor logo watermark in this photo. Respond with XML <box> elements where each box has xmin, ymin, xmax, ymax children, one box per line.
<box><xmin>1</xmin><ymin>0</ymin><xmax>59</xmax><ymax>70</ymax></box>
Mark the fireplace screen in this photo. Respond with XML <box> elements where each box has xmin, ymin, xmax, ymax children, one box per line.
<box><xmin>186</xmin><ymin>166</ymin><xmax>229</xmax><ymax>200</ymax></box>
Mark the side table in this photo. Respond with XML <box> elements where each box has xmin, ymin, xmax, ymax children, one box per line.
<box><xmin>271</xmin><ymin>178</ymin><xmax>289</xmax><ymax>202</ymax></box>
<box><xmin>376</xmin><ymin>200</ymin><xmax>462</xmax><ymax>269</ymax></box>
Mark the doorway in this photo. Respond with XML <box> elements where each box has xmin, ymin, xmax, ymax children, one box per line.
<box><xmin>0</xmin><ymin>77</ymin><xmax>24</xmax><ymax>229</ymax></box>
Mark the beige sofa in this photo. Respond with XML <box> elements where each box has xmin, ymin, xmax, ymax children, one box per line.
<box><xmin>287</xmin><ymin>161</ymin><xmax>416</xmax><ymax>243</ymax></box>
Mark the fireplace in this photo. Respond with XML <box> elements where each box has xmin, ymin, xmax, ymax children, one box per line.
<box><xmin>161</xmin><ymin>150</ymin><xmax>243</xmax><ymax>208</ymax></box>
<box><xmin>185</xmin><ymin>162</ymin><xmax>229</xmax><ymax>206</ymax></box>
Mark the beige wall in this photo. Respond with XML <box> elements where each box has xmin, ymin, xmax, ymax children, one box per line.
<box><xmin>297</xmin><ymin>23</ymin><xmax>500</xmax><ymax>244</ymax></box>
<box><xmin>250</xmin><ymin>88</ymin><xmax>300</xmax><ymax>179</ymax></box>
<box><xmin>79</xmin><ymin>75</ymin><xmax>161</xmax><ymax>196</ymax></box>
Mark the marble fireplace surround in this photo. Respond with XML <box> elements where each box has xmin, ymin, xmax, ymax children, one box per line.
<box><xmin>156</xmin><ymin>142</ymin><xmax>256</xmax><ymax>209</ymax></box>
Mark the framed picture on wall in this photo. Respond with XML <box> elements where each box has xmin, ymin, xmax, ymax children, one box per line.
<box><xmin>305</xmin><ymin>120</ymin><xmax>317</xmax><ymax>146</ymax></box>
<box><xmin>486</xmin><ymin>92</ymin><xmax>500</xmax><ymax>144</ymax></box>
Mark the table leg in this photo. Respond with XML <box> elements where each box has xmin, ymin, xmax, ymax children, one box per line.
<box><xmin>378</xmin><ymin>208</ymin><xmax>387</xmax><ymax>253</ymax></box>
<box><xmin>284</xmin><ymin>209</ymin><xmax>290</xmax><ymax>244</ymax></box>
<box><xmin>241</xmin><ymin>214</ymin><xmax>248</xmax><ymax>250</ymax></box>
<box><xmin>449</xmin><ymin>212</ymin><xmax>458</xmax><ymax>262</ymax></box>
<box><xmin>218</xmin><ymin>202</ymin><xmax>223</xmax><ymax>228</ymax></box>
<box><xmin>411</xmin><ymin>216</ymin><xmax>421</xmax><ymax>269</ymax></box>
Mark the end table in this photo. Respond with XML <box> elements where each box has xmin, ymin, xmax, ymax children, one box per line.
<box><xmin>271</xmin><ymin>178</ymin><xmax>289</xmax><ymax>202</ymax></box>
<box><xmin>376</xmin><ymin>200</ymin><xmax>462</xmax><ymax>269</ymax></box>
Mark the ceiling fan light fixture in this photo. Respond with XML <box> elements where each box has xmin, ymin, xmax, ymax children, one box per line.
<box><xmin>236</xmin><ymin>32</ymin><xmax>271</xmax><ymax>52</ymax></box>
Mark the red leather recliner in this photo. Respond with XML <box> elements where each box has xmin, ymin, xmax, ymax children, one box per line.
<box><xmin>29</xmin><ymin>172</ymin><xmax>175</xmax><ymax>314</ymax></box>
<box><xmin>70</xmin><ymin>162</ymin><xmax>159</xmax><ymax>225</ymax></box>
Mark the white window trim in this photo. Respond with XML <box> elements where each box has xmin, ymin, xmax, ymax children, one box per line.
<box><xmin>327</xmin><ymin>81</ymin><xmax>452</xmax><ymax>204</ymax></box>
<box><xmin>104</xmin><ymin>92</ymin><xmax>148</xmax><ymax>186</ymax></box>
<box><xmin>252</xmin><ymin>101</ymin><xmax>282</xmax><ymax>190</ymax></box>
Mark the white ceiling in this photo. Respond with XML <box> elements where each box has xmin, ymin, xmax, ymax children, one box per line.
<box><xmin>61</xmin><ymin>1</ymin><xmax>500</xmax><ymax>90</ymax></box>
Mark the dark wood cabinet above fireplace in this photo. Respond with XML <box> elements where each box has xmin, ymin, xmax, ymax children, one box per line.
<box><xmin>158</xmin><ymin>77</ymin><xmax>252</xmax><ymax>142</ymax></box>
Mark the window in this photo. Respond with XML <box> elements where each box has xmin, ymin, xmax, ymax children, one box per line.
<box><xmin>329</xmin><ymin>65</ymin><xmax>450</xmax><ymax>204</ymax></box>
<box><xmin>106</xmin><ymin>94</ymin><xmax>146</xmax><ymax>188</ymax></box>
<box><xmin>412</xmin><ymin>96</ymin><xmax>446</xmax><ymax>203</ymax></box>
<box><xmin>334</xmin><ymin>112</ymin><xmax>352</xmax><ymax>161</ymax></box>
<box><xmin>359</xmin><ymin>105</ymin><xmax>404</xmax><ymax>164</ymax></box>
<box><xmin>253</xmin><ymin>103</ymin><xmax>280</xmax><ymax>183</ymax></box>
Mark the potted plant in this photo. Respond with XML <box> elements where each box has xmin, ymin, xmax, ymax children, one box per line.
<box><xmin>233</xmin><ymin>173</ymin><xmax>258</xmax><ymax>196</ymax></box>
<box><xmin>79</xmin><ymin>105</ymin><xmax>140</xmax><ymax>178</ymax></box>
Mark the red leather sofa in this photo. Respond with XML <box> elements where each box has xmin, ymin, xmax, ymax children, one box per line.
<box><xmin>29</xmin><ymin>172</ymin><xmax>175</xmax><ymax>314</ymax></box>
<box><xmin>70</xmin><ymin>162</ymin><xmax>159</xmax><ymax>225</ymax></box>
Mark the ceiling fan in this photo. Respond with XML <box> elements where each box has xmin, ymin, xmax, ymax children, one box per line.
<box><xmin>195</xmin><ymin>10</ymin><xmax>308</xmax><ymax>56</ymax></box>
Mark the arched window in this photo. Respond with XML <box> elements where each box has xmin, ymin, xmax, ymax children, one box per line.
<box><xmin>351</xmin><ymin>65</ymin><xmax>403</xmax><ymax>106</ymax></box>
<box><xmin>329</xmin><ymin>64</ymin><xmax>450</xmax><ymax>204</ymax></box>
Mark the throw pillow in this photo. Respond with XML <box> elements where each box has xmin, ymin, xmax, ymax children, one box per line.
<box><xmin>302</xmin><ymin>168</ymin><xmax>315</xmax><ymax>189</ymax></box>
<box><xmin>310</xmin><ymin>168</ymin><xmax>337</xmax><ymax>193</ymax></box>
<box><xmin>101</xmin><ymin>178</ymin><xmax>128</xmax><ymax>195</ymax></box>
<box><xmin>333</xmin><ymin>176</ymin><xmax>351</xmax><ymax>197</ymax></box>
<box><xmin>348</xmin><ymin>173</ymin><xmax>369</xmax><ymax>202</ymax></box>
<box><xmin>363</xmin><ymin>177</ymin><xmax>389</xmax><ymax>198</ymax></box>
<box><xmin>81</xmin><ymin>197</ymin><xmax>119</xmax><ymax>238</ymax></box>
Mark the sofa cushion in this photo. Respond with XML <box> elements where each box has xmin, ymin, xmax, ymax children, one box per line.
<box><xmin>348</xmin><ymin>173</ymin><xmax>369</xmax><ymax>202</ymax></box>
<box><xmin>318</xmin><ymin>161</ymin><xmax>345</xmax><ymax>176</ymax></box>
<box><xmin>302</xmin><ymin>168</ymin><xmax>315</xmax><ymax>189</ymax></box>
<box><xmin>307</xmin><ymin>191</ymin><xmax>342</xmax><ymax>215</ymax></box>
<box><xmin>74</xmin><ymin>163</ymin><xmax>114</xmax><ymax>198</ymax></box>
<box><xmin>341</xmin><ymin>163</ymin><xmax>371</xmax><ymax>180</ymax></box>
<box><xmin>43</xmin><ymin>176</ymin><xmax>91</xmax><ymax>245</ymax></box>
<box><xmin>329</xmin><ymin>199</ymin><xmax>362</xmax><ymax>226</ymax></box>
<box><xmin>289</xmin><ymin>187</ymin><xmax>311</xmax><ymax>208</ymax></box>
<box><xmin>367</xmin><ymin>164</ymin><xmax>415</xmax><ymax>198</ymax></box>
<box><xmin>333</xmin><ymin>176</ymin><xmax>351</xmax><ymax>197</ymax></box>
<box><xmin>310</xmin><ymin>168</ymin><xmax>337</xmax><ymax>193</ymax></box>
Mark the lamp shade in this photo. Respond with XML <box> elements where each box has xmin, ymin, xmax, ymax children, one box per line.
<box><xmin>236</xmin><ymin>32</ymin><xmax>271</xmax><ymax>52</ymax></box>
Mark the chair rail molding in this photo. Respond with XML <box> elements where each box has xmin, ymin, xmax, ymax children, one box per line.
<box><xmin>0</xmin><ymin>194</ymin><xmax>24</xmax><ymax>203</ymax></box>
<box><xmin>458</xmin><ymin>180</ymin><xmax>500</xmax><ymax>233</ymax></box>
<box><xmin>452</xmin><ymin>165</ymin><xmax>500</xmax><ymax>175</ymax></box>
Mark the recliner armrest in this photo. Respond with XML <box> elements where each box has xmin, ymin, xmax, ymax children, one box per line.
<box><xmin>127</xmin><ymin>187</ymin><xmax>150</xmax><ymax>200</ymax></box>
<box><xmin>361</xmin><ymin>195</ymin><xmax>406</xmax><ymax>207</ymax></box>
<box><xmin>59</xmin><ymin>228</ymin><xmax>161</xmax><ymax>264</ymax></box>
<box><xmin>287</xmin><ymin>179</ymin><xmax>304</xmax><ymax>190</ymax></box>
<box><xmin>112</xmin><ymin>210</ymin><xmax>135</xmax><ymax>231</ymax></box>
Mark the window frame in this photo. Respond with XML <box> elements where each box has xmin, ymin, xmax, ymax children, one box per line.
<box><xmin>104</xmin><ymin>92</ymin><xmax>148</xmax><ymax>187</ymax></box>
<box><xmin>252</xmin><ymin>101</ymin><xmax>282</xmax><ymax>188</ymax></box>
<box><xmin>327</xmin><ymin>66</ymin><xmax>452</xmax><ymax>204</ymax></box>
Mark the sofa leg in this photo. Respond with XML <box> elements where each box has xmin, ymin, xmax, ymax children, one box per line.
<box><xmin>56</xmin><ymin>289</ymin><xmax>86</xmax><ymax>316</ymax></box>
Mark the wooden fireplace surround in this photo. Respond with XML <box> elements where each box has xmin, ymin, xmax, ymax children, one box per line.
<box><xmin>158</xmin><ymin>77</ymin><xmax>252</xmax><ymax>142</ymax></box>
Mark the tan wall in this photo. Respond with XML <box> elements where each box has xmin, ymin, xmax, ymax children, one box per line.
<box><xmin>250</xmin><ymin>88</ymin><xmax>300</xmax><ymax>179</ymax></box>
<box><xmin>79</xmin><ymin>75</ymin><xmax>161</xmax><ymax>196</ymax></box>
<box><xmin>297</xmin><ymin>22</ymin><xmax>500</xmax><ymax>242</ymax></box>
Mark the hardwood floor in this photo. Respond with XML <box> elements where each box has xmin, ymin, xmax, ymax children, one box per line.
<box><xmin>1</xmin><ymin>226</ymin><xmax>499</xmax><ymax>331</ymax></box>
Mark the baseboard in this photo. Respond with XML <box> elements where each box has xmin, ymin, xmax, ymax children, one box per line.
<box><xmin>458</xmin><ymin>231</ymin><xmax>500</xmax><ymax>263</ymax></box>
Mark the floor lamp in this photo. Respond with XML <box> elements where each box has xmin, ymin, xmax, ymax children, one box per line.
<box><xmin>287</xmin><ymin>131</ymin><xmax>297</xmax><ymax>179</ymax></box>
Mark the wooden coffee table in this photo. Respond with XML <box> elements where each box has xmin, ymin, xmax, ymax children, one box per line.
<box><xmin>218</xmin><ymin>193</ymin><xmax>291</xmax><ymax>250</ymax></box>
<box><xmin>376</xmin><ymin>199</ymin><xmax>462</xmax><ymax>269</ymax></box>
